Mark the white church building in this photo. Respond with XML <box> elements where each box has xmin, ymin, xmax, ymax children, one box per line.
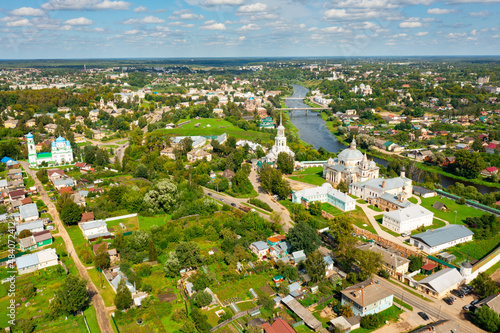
<box><xmin>264</xmin><ymin>112</ymin><xmax>295</xmax><ymax>164</ymax></box>
<box><xmin>28</xmin><ymin>133</ymin><xmax>74</xmax><ymax>167</ymax></box>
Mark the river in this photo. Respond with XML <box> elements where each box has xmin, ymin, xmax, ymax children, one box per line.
<box><xmin>285</xmin><ymin>84</ymin><xmax>498</xmax><ymax>194</ymax></box>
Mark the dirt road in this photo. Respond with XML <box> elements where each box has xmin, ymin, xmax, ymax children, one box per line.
<box><xmin>20</xmin><ymin>161</ymin><xmax>113</xmax><ymax>333</ymax></box>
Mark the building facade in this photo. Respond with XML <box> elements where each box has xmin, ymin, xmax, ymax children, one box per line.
<box><xmin>341</xmin><ymin>279</ymin><xmax>393</xmax><ymax>317</ymax></box>
<box><xmin>323</xmin><ymin>138</ymin><xmax>379</xmax><ymax>185</ymax></box>
<box><xmin>349</xmin><ymin>169</ymin><xmax>412</xmax><ymax>201</ymax></box>
<box><xmin>382</xmin><ymin>205</ymin><xmax>434</xmax><ymax>234</ymax></box>
<box><xmin>264</xmin><ymin>113</ymin><xmax>295</xmax><ymax>164</ymax></box>
<box><xmin>291</xmin><ymin>183</ymin><xmax>356</xmax><ymax>212</ymax></box>
<box><xmin>410</xmin><ymin>224</ymin><xmax>474</xmax><ymax>253</ymax></box>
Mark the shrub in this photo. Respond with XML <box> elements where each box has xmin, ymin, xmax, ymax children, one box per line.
<box><xmin>360</xmin><ymin>314</ymin><xmax>382</xmax><ymax>329</ymax></box>
<box><xmin>248</xmin><ymin>198</ymin><xmax>272</xmax><ymax>212</ymax></box>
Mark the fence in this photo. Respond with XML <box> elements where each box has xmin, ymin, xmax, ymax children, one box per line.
<box><xmin>353</xmin><ymin>226</ymin><xmax>417</xmax><ymax>259</ymax></box>
<box><xmin>104</xmin><ymin>213</ymin><xmax>138</xmax><ymax>222</ymax></box>
<box><xmin>210</xmin><ymin>305</ymin><xmax>263</xmax><ymax>332</ymax></box>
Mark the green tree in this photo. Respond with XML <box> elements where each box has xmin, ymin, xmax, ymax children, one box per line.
<box><xmin>339</xmin><ymin>304</ymin><xmax>353</xmax><ymax>318</ymax></box>
<box><xmin>337</xmin><ymin>180</ymin><xmax>348</xmax><ymax>193</ymax></box>
<box><xmin>193</xmin><ymin>290</ymin><xmax>213</xmax><ymax>308</ymax></box>
<box><xmin>60</xmin><ymin>200</ymin><xmax>81</xmax><ymax>226</ymax></box>
<box><xmin>305</xmin><ymin>250</ymin><xmax>326</xmax><ymax>283</ymax></box>
<box><xmin>449</xmin><ymin>150</ymin><xmax>485</xmax><ymax>179</ymax></box>
<box><xmin>94</xmin><ymin>244</ymin><xmax>110</xmax><ymax>271</ymax></box>
<box><xmin>309</xmin><ymin>201</ymin><xmax>322</xmax><ymax>216</ymax></box>
<box><xmin>474</xmin><ymin>306</ymin><xmax>500</xmax><ymax>332</ymax></box>
<box><xmin>471</xmin><ymin>272</ymin><xmax>498</xmax><ymax>297</ymax></box>
<box><xmin>408</xmin><ymin>255</ymin><xmax>423</xmax><ymax>272</ymax></box>
<box><xmin>287</xmin><ymin>221</ymin><xmax>321</xmax><ymax>254</ymax></box>
<box><xmin>50</xmin><ymin>275</ymin><xmax>89</xmax><ymax>316</ymax></box>
<box><xmin>147</xmin><ymin>239</ymin><xmax>158</xmax><ymax>262</ymax></box>
<box><xmin>36</xmin><ymin>169</ymin><xmax>48</xmax><ymax>184</ymax></box>
<box><xmin>357</xmin><ymin>249</ymin><xmax>382</xmax><ymax>277</ymax></box>
<box><xmin>360</xmin><ymin>314</ymin><xmax>382</xmax><ymax>329</ymax></box>
<box><xmin>280</xmin><ymin>263</ymin><xmax>300</xmax><ymax>281</ymax></box>
<box><xmin>19</xmin><ymin>229</ymin><xmax>32</xmax><ymax>239</ymax></box>
<box><xmin>114</xmin><ymin>279</ymin><xmax>133</xmax><ymax>310</ymax></box>
<box><xmin>277</xmin><ymin>152</ymin><xmax>294</xmax><ymax>174</ymax></box>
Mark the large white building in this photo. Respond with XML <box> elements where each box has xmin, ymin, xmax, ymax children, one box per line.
<box><xmin>28</xmin><ymin>133</ymin><xmax>74</xmax><ymax>167</ymax></box>
<box><xmin>410</xmin><ymin>224</ymin><xmax>474</xmax><ymax>253</ymax></box>
<box><xmin>349</xmin><ymin>171</ymin><xmax>412</xmax><ymax>201</ymax></box>
<box><xmin>264</xmin><ymin>113</ymin><xmax>295</xmax><ymax>164</ymax></box>
<box><xmin>381</xmin><ymin>204</ymin><xmax>434</xmax><ymax>234</ymax></box>
<box><xmin>292</xmin><ymin>183</ymin><xmax>356</xmax><ymax>212</ymax></box>
<box><xmin>323</xmin><ymin>138</ymin><xmax>379</xmax><ymax>185</ymax></box>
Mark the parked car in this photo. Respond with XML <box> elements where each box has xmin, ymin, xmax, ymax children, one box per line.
<box><xmin>207</xmin><ymin>193</ymin><xmax>212</xmax><ymax>196</ymax></box>
<box><xmin>471</xmin><ymin>299</ymin><xmax>479</xmax><ymax>306</ymax></box>
<box><xmin>452</xmin><ymin>289</ymin><xmax>464</xmax><ymax>298</ymax></box>
<box><xmin>463</xmin><ymin>305</ymin><xmax>471</xmax><ymax>311</ymax></box>
<box><xmin>444</xmin><ymin>297</ymin><xmax>454</xmax><ymax>305</ymax></box>
<box><xmin>418</xmin><ymin>312</ymin><xmax>429</xmax><ymax>320</ymax></box>
<box><xmin>220</xmin><ymin>198</ymin><xmax>224</xmax><ymax>202</ymax></box>
<box><xmin>231</xmin><ymin>203</ymin><xmax>236</xmax><ymax>207</ymax></box>
<box><xmin>401</xmin><ymin>232</ymin><xmax>410</xmax><ymax>237</ymax></box>
<box><xmin>40</xmin><ymin>209</ymin><xmax>47</xmax><ymax>213</ymax></box>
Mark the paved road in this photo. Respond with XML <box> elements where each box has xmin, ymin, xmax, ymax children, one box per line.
<box><xmin>377</xmin><ymin>278</ymin><xmax>484</xmax><ymax>333</ymax></box>
<box><xmin>248</xmin><ymin>168</ymin><xmax>294</xmax><ymax>231</ymax></box>
<box><xmin>20</xmin><ymin>161</ymin><xmax>113</xmax><ymax>333</ymax></box>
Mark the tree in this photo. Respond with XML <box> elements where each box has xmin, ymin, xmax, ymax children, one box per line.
<box><xmin>304</xmin><ymin>250</ymin><xmax>326</xmax><ymax>283</ymax></box>
<box><xmin>19</xmin><ymin>229</ymin><xmax>32</xmax><ymax>239</ymax></box>
<box><xmin>193</xmin><ymin>290</ymin><xmax>213</xmax><ymax>308</ymax></box>
<box><xmin>339</xmin><ymin>304</ymin><xmax>353</xmax><ymax>318</ymax></box>
<box><xmin>60</xmin><ymin>200</ymin><xmax>81</xmax><ymax>226</ymax></box>
<box><xmin>114</xmin><ymin>279</ymin><xmax>133</xmax><ymax>310</ymax></box>
<box><xmin>143</xmin><ymin>178</ymin><xmax>178</xmax><ymax>214</ymax></box>
<box><xmin>36</xmin><ymin>169</ymin><xmax>48</xmax><ymax>184</ymax></box>
<box><xmin>408</xmin><ymin>255</ymin><xmax>423</xmax><ymax>272</ymax></box>
<box><xmin>280</xmin><ymin>264</ymin><xmax>300</xmax><ymax>281</ymax></box>
<box><xmin>449</xmin><ymin>150</ymin><xmax>485</xmax><ymax>179</ymax></box>
<box><xmin>50</xmin><ymin>275</ymin><xmax>89</xmax><ymax>316</ymax></box>
<box><xmin>94</xmin><ymin>244</ymin><xmax>110</xmax><ymax>271</ymax></box>
<box><xmin>360</xmin><ymin>314</ymin><xmax>382</xmax><ymax>329</ymax></box>
<box><xmin>337</xmin><ymin>180</ymin><xmax>348</xmax><ymax>193</ymax></box>
<box><xmin>471</xmin><ymin>272</ymin><xmax>498</xmax><ymax>297</ymax></box>
<box><xmin>175</xmin><ymin>242</ymin><xmax>204</xmax><ymax>269</ymax></box>
<box><xmin>277</xmin><ymin>152</ymin><xmax>294</xmax><ymax>175</ymax></box>
<box><xmin>287</xmin><ymin>221</ymin><xmax>321</xmax><ymax>254</ymax></box>
<box><xmin>148</xmin><ymin>239</ymin><xmax>158</xmax><ymax>262</ymax></box>
<box><xmin>474</xmin><ymin>306</ymin><xmax>500</xmax><ymax>332</ymax></box>
<box><xmin>309</xmin><ymin>201</ymin><xmax>322</xmax><ymax>216</ymax></box>
<box><xmin>357</xmin><ymin>250</ymin><xmax>382</xmax><ymax>277</ymax></box>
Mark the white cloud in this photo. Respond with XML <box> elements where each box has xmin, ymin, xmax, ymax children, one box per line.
<box><xmin>427</xmin><ymin>8</ymin><xmax>454</xmax><ymax>14</ymax></box>
<box><xmin>0</xmin><ymin>17</ymin><xmax>19</xmax><ymax>22</ymax></box>
<box><xmin>308</xmin><ymin>27</ymin><xmax>318</xmax><ymax>31</ymax></box>
<box><xmin>321</xmin><ymin>26</ymin><xmax>345</xmax><ymax>33</ymax></box>
<box><xmin>447</xmin><ymin>32</ymin><xmax>467</xmax><ymax>38</ymax></box>
<box><xmin>6</xmin><ymin>19</ymin><xmax>32</xmax><ymax>27</ymax></box>
<box><xmin>124</xmin><ymin>29</ymin><xmax>139</xmax><ymax>34</ymax></box>
<box><xmin>199</xmin><ymin>20</ymin><xmax>226</xmax><ymax>30</ymax></box>
<box><xmin>250</xmin><ymin>13</ymin><xmax>278</xmax><ymax>20</ymax></box>
<box><xmin>237</xmin><ymin>3</ymin><xmax>268</xmax><ymax>13</ymax></box>
<box><xmin>65</xmin><ymin>17</ymin><xmax>94</xmax><ymax>25</ymax></box>
<box><xmin>415</xmin><ymin>31</ymin><xmax>428</xmax><ymax>36</ymax></box>
<box><xmin>399</xmin><ymin>21</ymin><xmax>422</xmax><ymax>28</ymax></box>
<box><xmin>124</xmin><ymin>16</ymin><xmax>165</xmax><ymax>24</ymax></box>
<box><xmin>156</xmin><ymin>25</ymin><xmax>171</xmax><ymax>31</ymax></box>
<box><xmin>323</xmin><ymin>9</ymin><xmax>349</xmax><ymax>19</ymax></box>
<box><xmin>9</xmin><ymin>7</ymin><xmax>46</xmax><ymax>16</ymax></box>
<box><xmin>492</xmin><ymin>34</ymin><xmax>500</xmax><ymax>38</ymax></box>
<box><xmin>239</xmin><ymin>36</ymin><xmax>246</xmax><ymax>40</ymax></box>
<box><xmin>236</xmin><ymin>23</ymin><xmax>260</xmax><ymax>31</ymax></box>
<box><xmin>169</xmin><ymin>10</ymin><xmax>204</xmax><ymax>20</ymax></box>
<box><xmin>299</xmin><ymin>23</ymin><xmax>306</xmax><ymax>29</ymax></box>
<box><xmin>133</xmin><ymin>6</ymin><xmax>147</xmax><ymax>13</ymax></box>
<box><xmin>42</xmin><ymin>0</ymin><xmax>131</xmax><ymax>10</ymax></box>
<box><xmin>470</xmin><ymin>10</ymin><xmax>489</xmax><ymax>17</ymax></box>
<box><xmin>205</xmin><ymin>0</ymin><xmax>245</xmax><ymax>5</ymax></box>
<box><xmin>93</xmin><ymin>27</ymin><xmax>105</xmax><ymax>32</ymax></box>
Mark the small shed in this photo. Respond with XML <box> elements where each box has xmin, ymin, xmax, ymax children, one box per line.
<box><xmin>432</xmin><ymin>201</ymin><xmax>448</xmax><ymax>211</ymax></box>
<box><xmin>421</xmin><ymin>262</ymin><xmax>438</xmax><ymax>275</ymax></box>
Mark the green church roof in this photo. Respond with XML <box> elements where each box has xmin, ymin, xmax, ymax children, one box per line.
<box><xmin>37</xmin><ymin>152</ymin><xmax>52</xmax><ymax>158</ymax></box>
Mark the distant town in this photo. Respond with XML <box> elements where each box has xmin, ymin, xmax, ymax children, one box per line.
<box><xmin>1</xmin><ymin>57</ymin><xmax>500</xmax><ymax>333</ymax></box>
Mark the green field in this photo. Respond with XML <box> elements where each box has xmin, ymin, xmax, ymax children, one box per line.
<box><xmin>87</xmin><ymin>268</ymin><xmax>116</xmax><ymax>307</ymax></box>
<box><xmin>420</xmin><ymin>196</ymin><xmax>486</xmax><ymax>224</ymax></box>
<box><xmin>106</xmin><ymin>216</ymin><xmax>139</xmax><ymax>233</ymax></box>
<box><xmin>367</xmin><ymin>205</ymin><xmax>383</xmax><ymax>212</ymax></box>
<box><xmin>447</xmin><ymin>232</ymin><xmax>500</xmax><ymax>264</ymax></box>
<box><xmin>138</xmin><ymin>214</ymin><xmax>172</xmax><ymax>230</ymax></box>
<box><xmin>157</xmin><ymin>118</ymin><xmax>272</xmax><ymax>142</ymax></box>
<box><xmin>352</xmin><ymin>207</ymin><xmax>378</xmax><ymax>235</ymax></box>
<box><xmin>84</xmin><ymin>306</ymin><xmax>101</xmax><ymax>333</ymax></box>
<box><xmin>288</xmin><ymin>167</ymin><xmax>326</xmax><ymax>186</ymax></box>
<box><xmin>408</xmin><ymin>197</ymin><xmax>418</xmax><ymax>204</ymax></box>
<box><xmin>321</xmin><ymin>202</ymin><xmax>344</xmax><ymax>216</ymax></box>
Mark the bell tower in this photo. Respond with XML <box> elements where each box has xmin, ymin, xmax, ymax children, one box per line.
<box><xmin>27</xmin><ymin>133</ymin><xmax>37</xmax><ymax>166</ymax></box>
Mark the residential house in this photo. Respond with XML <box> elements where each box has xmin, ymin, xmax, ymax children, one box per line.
<box><xmin>262</xmin><ymin>318</ymin><xmax>297</xmax><ymax>333</ymax></box>
<box><xmin>74</xmin><ymin>133</ymin><xmax>86</xmax><ymax>143</ymax></box>
<box><xmin>292</xmin><ymin>250</ymin><xmax>306</xmax><ymax>264</ymax></box>
<box><xmin>44</xmin><ymin>123</ymin><xmax>58</xmax><ymax>134</ymax></box>
<box><xmin>47</xmin><ymin>169</ymin><xmax>66</xmax><ymax>182</ymax></box>
<box><xmin>79</xmin><ymin>220</ymin><xmax>111</xmax><ymax>241</ymax></box>
<box><xmin>329</xmin><ymin>316</ymin><xmax>361</xmax><ymax>333</ymax></box>
<box><xmin>368</xmin><ymin>192</ymin><xmax>412</xmax><ymax>212</ymax></box>
<box><xmin>20</xmin><ymin>230</ymin><xmax>53</xmax><ymax>251</ymax></box>
<box><xmin>187</xmin><ymin>148</ymin><xmax>212</xmax><ymax>162</ymax></box>
<box><xmin>417</xmin><ymin>268</ymin><xmax>465</xmax><ymax>298</ymax></box>
<box><xmin>481</xmin><ymin>167</ymin><xmax>498</xmax><ymax>177</ymax></box>
<box><xmin>71</xmin><ymin>192</ymin><xmax>86</xmax><ymax>207</ymax></box>
<box><xmin>341</xmin><ymin>279</ymin><xmax>394</xmax><ymax>317</ymax></box>
<box><xmin>476</xmin><ymin>293</ymin><xmax>500</xmax><ymax>315</ymax></box>
<box><xmin>4</xmin><ymin>119</ymin><xmax>18</xmax><ymax>129</ymax></box>
<box><xmin>324</xmin><ymin>256</ymin><xmax>335</xmax><ymax>276</ymax></box>
<box><xmin>26</xmin><ymin>119</ymin><xmax>36</xmax><ymax>128</ymax></box>
<box><xmin>357</xmin><ymin>244</ymin><xmax>410</xmax><ymax>279</ymax></box>
<box><xmin>19</xmin><ymin>203</ymin><xmax>39</xmax><ymax>222</ymax></box>
<box><xmin>486</xmin><ymin>143</ymin><xmax>498</xmax><ymax>154</ymax></box>
<box><xmin>250</xmin><ymin>241</ymin><xmax>269</xmax><ymax>259</ymax></box>
<box><xmin>53</xmin><ymin>178</ymin><xmax>75</xmax><ymax>190</ymax></box>
<box><xmin>381</xmin><ymin>205</ymin><xmax>434</xmax><ymax>234</ymax></box>
<box><xmin>292</xmin><ymin>183</ymin><xmax>356</xmax><ymax>212</ymax></box>
<box><xmin>80</xmin><ymin>211</ymin><xmax>95</xmax><ymax>223</ymax></box>
<box><xmin>19</xmin><ymin>236</ymin><xmax>37</xmax><ymax>251</ymax></box>
<box><xmin>9</xmin><ymin>189</ymin><xmax>26</xmax><ymax>201</ymax></box>
<box><xmin>16</xmin><ymin>220</ymin><xmax>44</xmax><ymax>235</ymax></box>
<box><xmin>92</xmin><ymin>129</ymin><xmax>106</xmax><ymax>140</ymax></box>
<box><xmin>410</xmin><ymin>224</ymin><xmax>474</xmax><ymax>253</ymax></box>
<box><xmin>16</xmin><ymin>248</ymin><xmax>58</xmax><ymax>275</ymax></box>
<box><xmin>160</xmin><ymin>147</ymin><xmax>176</xmax><ymax>160</ymax></box>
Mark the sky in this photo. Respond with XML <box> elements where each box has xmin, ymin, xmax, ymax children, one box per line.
<box><xmin>0</xmin><ymin>0</ymin><xmax>499</xmax><ymax>59</ymax></box>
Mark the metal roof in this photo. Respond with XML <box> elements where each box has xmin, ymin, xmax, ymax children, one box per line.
<box><xmin>36</xmin><ymin>248</ymin><xmax>57</xmax><ymax>263</ymax></box>
<box><xmin>411</xmin><ymin>224</ymin><xmax>474</xmax><ymax>248</ymax></box>
<box><xmin>16</xmin><ymin>253</ymin><xmax>39</xmax><ymax>270</ymax></box>
<box><xmin>16</xmin><ymin>220</ymin><xmax>44</xmax><ymax>233</ymax></box>
<box><xmin>19</xmin><ymin>203</ymin><xmax>39</xmax><ymax>220</ymax></box>
<box><xmin>80</xmin><ymin>220</ymin><xmax>107</xmax><ymax>231</ymax></box>
<box><xmin>251</xmin><ymin>241</ymin><xmax>269</xmax><ymax>251</ymax></box>
<box><xmin>383</xmin><ymin>204</ymin><xmax>433</xmax><ymax>223</ymax></box>
<box><xmin>418</xmin><ymin>268</ymin><xmax>464</xmax><ymax>294</ymax></box>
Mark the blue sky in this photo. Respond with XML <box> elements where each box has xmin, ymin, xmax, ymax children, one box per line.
<box><xmin>0</xmin><ymin>0</ymin><xmax>499</xmax><ymax>59</ymax></box>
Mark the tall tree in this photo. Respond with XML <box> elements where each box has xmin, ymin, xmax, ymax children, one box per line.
<box><xmin>474</xmin><ymin>306</ymin><xmax>500</xmax><ymax>332</ymax></box>
<box><xmin>60</xmin><ymin>200</ymin><xmax>81</xmax><ymax>226</ymax></box>
<box><xmin>287</xmin><ymin>221</ymin><xmax>321</xmax><ymax>254</ymax></box>
<box><xmin>50</xmin><ymin>276</ymin><xmax>89</xmax><ymax>316</ymax></box>
<box><xmin>94</xmin><ymin>244</ymin><xmax>110</xmax><ymax>271</ymax></box>
<box><xmin>471</xmin><ymin>272</ymin><xmax>498</xmax><ymax>297</ymax></box>
<box><xmin>148</xmin><ymin>239</ymin><xmax>158</xmax><ymax>262</ymax></box>
<box><xmin>277</xmin><ymin>152</ymin><xmax>294</xmax><ymax>175</ymax></box>
<box><xmin>305</xmin><ymin>250</ymin><xmax>326</xmax><ymax>283</ymax></box>
<box><xmin>114</xmin><ymin>279</ymin><xmax>133</xmax><ymax>310</ymax></box>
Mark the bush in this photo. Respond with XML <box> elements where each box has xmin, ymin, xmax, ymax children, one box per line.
<box><xmin>458</xmin><ymin>196</ymin><xmax>466</xmax><ymax>205</ymax></box>
<box><xmin>248</xmin><ymin>198</ymin><xmax>272</xmax><ymax>212</ymax></box>
<box><xmin>378</xmin><ymin>269</ymin><xmax>390</xmax><ymax>279</ymax></box>
<box><xmin>360</xmin><ymin>314</ymin><xmax>382</xmax><ymax>329</ymax></box>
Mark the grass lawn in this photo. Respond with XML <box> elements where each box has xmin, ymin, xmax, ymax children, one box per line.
<box><xmin>420</xmin><ymin>196</ymin><xmax>486</xmax><ymax>224</ymax></box>
<box><xmin>225</xmin><ymin>188</ymin><xmax>259</xmax><ymax>199</ymax></box>
<box><xmin>213</xmin><ymin>272</ymin><xmax>274</xmax><ymax>302</ymax></box>
<box><xmin>350</xmin><ymin>306</ymin><xmax>403</xmax><ymax>333</ymax></box>
<box><xmin>66</xmin><ymin>225</ymin><xmax>89</xmax><ymax>249</ymax></box>
<box><xmin>367</xmin><ymin>205</ymin><xmax>383</xmax><ymax>212</ymax></box>
<box><xmin>356</xmin><ymin>199</ymin><xmax>367</xmax><ymax>204</ymax></box>
<box><xmin>77</xmin><ymin>142</ymin><xmax>92</xmax><ymax>147</ymax></box>
<box><xmin>288</xmin><ymin>167</ymin><xmax>326</xmax><ymax>186</ymax></box>
<box><xmin>448</xmin><ymin>232</ymin><xmax>500</xmax><ymax>264</ymax></box>
<box><xmin>321</xmin><ymin>202</ymin><xmax>344</xmax><ymax>217</ymax></box>
<box><xmin>393</xmin><ymin>298</ymin><xmax>413</xmax><ymax>311</ymax></box>
<box><xmin>351</xmin><ymin>207</ymin><xmax>378</xmax><ymax>235</ymax></box>
<box><xmin>138</xmin><ymin>214</ymin><xmax>172</xmax><ymax>230</ymax></box>
<box><xmin>410</xmin><ymin>219</ymin><xmax>447</xmax><ymax>235</ymax></box>
<box><xmin>84</xmin><ymin>305</ymin><xmax>101</xmax><ymax>333</ymax></box>
<box><xmin>106</xmin><ymin>216</ymin><xmax>139</xmax><ymax>233</ymax></box>
<box><xmin>241</xmin><ymin>202</ymin><xmax>271</xmax><ymax>215</ymax></box>
<box><xmin>408</xmin><ymin>197</ymin><xmax>418</xmax><ymax>204</ymax></box>
<box><xmin>157</xmin><ymin>118</ymin><xmax>272</xmax><ymax>142</ymax></box>
<box><xmin>87</xmin><ymin>268</ymin><xmax>115</xmax><ymax>307</ymax></box>
<box><xmin>486</xmin><ymin>257</ymin><xmax>500</xmax><ymax>275</ymax></box>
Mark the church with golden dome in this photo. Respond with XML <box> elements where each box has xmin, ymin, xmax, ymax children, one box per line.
<box><xmin>322</xmin><ymin>138</ymin><xmax>379</xmax><ymax>185</ymax></box>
